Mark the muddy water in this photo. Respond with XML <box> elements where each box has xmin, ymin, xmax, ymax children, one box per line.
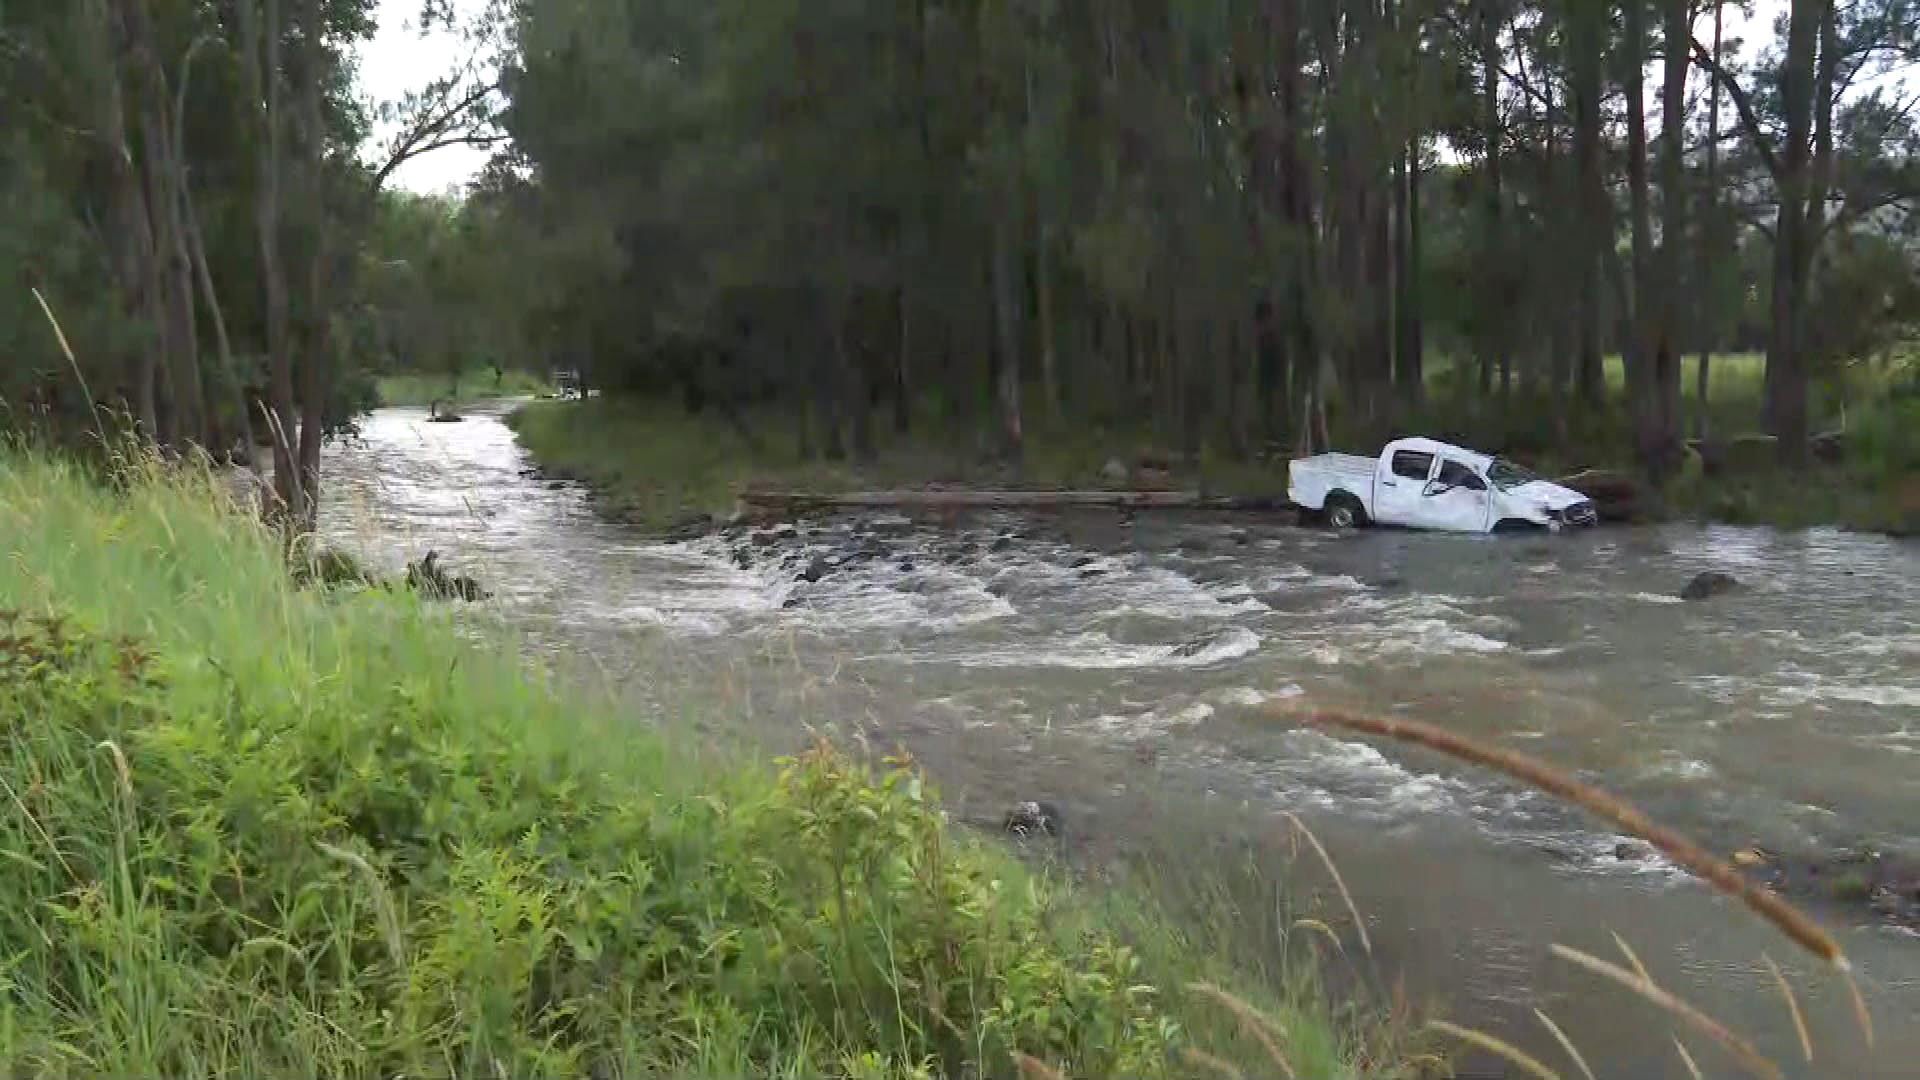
<box><xmin>323</xmin><ymin>405</ymin><xmax>1920</xmax><ymax>1078</ymax></box>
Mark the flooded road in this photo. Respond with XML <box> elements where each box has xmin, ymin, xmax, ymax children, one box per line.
<box><xmin>323</xmin><ymin>405</ymin><xmax>1920</xmax><ymax>1077</ymax></box>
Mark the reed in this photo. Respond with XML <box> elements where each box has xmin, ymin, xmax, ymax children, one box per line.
<box><xmin>1672</xmin><ymin>1037</ymin><xmax>1705</xmax><ymax>1080</ymax></box>
<box><xmin>1550</xmin><ymin>945</ymin><xmax>1783</xmax><ymax>1080</ymax></box>
<box><xmin>1284</xmin><ymin>706</ymin><xmax>1849</xmax><ymax>971</ymax></box>
<box><xmin>1278</xmin><ymin>811</ymin><xmax>1370</xmax><ymax>957</ymax></box>
<box><xmin>1426</xmin><ymin>1020</ymin><xmax>1561</xmax><ymax>1080</ymax></box>
<box><xmin>1186</xmin><ymin>982</ymin><xmax>1296</xmax><ymax>1080</ymax></box>
<box><xmin>1761</xmin><ymin>953</ymin><xmax>1814</xmax><ymax>1063</ymax></box>
<box><xmin>1531</xmin><ymin>1008</ymin><xmax>1596</xmax><ymax>1080</ymax></box>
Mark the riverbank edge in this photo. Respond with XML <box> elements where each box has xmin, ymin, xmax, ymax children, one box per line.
<box><xmin>505</xmin><ymin>397</ymin><xmax>1917</xmax><ymax>538</ymax></box>
<box><xmin>0</xmin><ymin>450</ymin><xmax>1418</xmax><ymax>1078</ymax></box>
<box><xmin>375</xmin><ymin>366</ymin><xmax>555</xmax><ymax>408</ymax></box>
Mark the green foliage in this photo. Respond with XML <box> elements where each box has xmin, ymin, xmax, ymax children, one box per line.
<box><xmin>376</xmin><ymin>366</ymin><xmax>552</xmax><ymax>408</ymax></box>
<box><xmin>0</xmin><ymin>453</ymin><xmax>1389</xmax><ymax>1077</ymax></box>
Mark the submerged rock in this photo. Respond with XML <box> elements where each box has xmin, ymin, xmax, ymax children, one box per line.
<box><xmin>1002</xmin><ymin>800</ymin><xmax>1063</xmax><ymax>838</ymax></box>
<box><xmin>1733</xmin><ymin>846</ymin><xmax>1920</xmax><ymax>930</ymax></box>
<box><xmin>1680</xmin><ymin>571</ymin><xmax>1741</xmax><ymax>601</ymax></box>
<box><xmin>798</xmin><ymin>556</ymin><xmax>833</xmax><ymax>584</ymax></box>
<box><xmin>663</xmin><ymin>512</ymin><xmax>717</xmax><ymax>542</ymax></box>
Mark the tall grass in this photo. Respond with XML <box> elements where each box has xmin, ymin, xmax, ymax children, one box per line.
<box><xmin>0</xmin><ymin>451</ymin><xmax>1392</xmax><ymax>1078</ymax></box>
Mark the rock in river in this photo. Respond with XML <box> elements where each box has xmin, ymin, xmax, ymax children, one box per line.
<box><xmin>1680</xmin><ymin>571</ymin><xmax>1741</xmax><ymax>601</ymax></box>
<box><xmin>798</xmin><ymin>556</ymin><xmax>833</xmax><ymax>584</ymax></box>
<box><xmin>404</xmin><ymin>550</ymin><xmax>488</xmax><ymax>602</ymax></box>
<box><xmin>1003</xmin><ymin>800</ymin><xmax>1063</xmax><ymax>838</ymax></box>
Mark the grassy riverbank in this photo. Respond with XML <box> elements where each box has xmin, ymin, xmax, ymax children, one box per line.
<box><xmin>505</xmin><ymin>398</ymin><xmax>1284</xmax><ymax>529</ymax></box>
<box><xmin>377</xmin><ymin>365</ymin><xmax>552</xmax><ymax>407</ymax></box>
<box><xmin>508</xmin><ymin>349</ymin><xmax>1917</xmax><ymax>535</ymax></box>
<box><xmin>0</xmin><ymin>451</ymin><xmax>1410</xmax><ymax>1078</ymax></box>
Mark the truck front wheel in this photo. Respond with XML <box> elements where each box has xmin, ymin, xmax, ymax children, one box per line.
<box><xmin>1325</xmin><ymin>492</ymin><xmax>1367</xmax><ymax>530</ymax></box>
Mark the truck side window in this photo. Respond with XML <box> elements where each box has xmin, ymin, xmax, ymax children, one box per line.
<box><xmin>1436</xmin><ymin>459</ymin><xmax>1485</xmax><ymax>491</ymax></box>
<box><xmin>1391</xmin><ymin>450</ymin><xmax>1435</xmax><ymax>481</ymax></box>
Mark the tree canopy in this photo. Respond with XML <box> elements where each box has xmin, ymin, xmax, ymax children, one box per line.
<box><xmin>3</xmin><ymin>0</ymin><xmax>1917</xmax><ymax>492</ymax></box>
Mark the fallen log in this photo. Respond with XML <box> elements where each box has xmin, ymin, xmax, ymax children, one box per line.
<box><xmin>738</xmin><ymin>489</ymin><xmax>1295</xmax><ymax>515</ymax></box>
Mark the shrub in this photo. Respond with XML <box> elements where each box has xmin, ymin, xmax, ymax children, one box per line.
<box><xmin>0</xmin><ymin>608</ymin><xmax>1177</xmax><ymax>1078</ymax></box>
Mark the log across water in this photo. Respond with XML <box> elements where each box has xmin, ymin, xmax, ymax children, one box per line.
<box><xmin>738</xmin><ymin>488</ymin><xmax>1298</xmax><ymax>515</ymax></box>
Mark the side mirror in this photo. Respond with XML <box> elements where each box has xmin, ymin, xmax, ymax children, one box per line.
<box><xmin>1423</xmin><ymin>480</ymin><xmax>1452</xmax><ymax>497</ymax></box>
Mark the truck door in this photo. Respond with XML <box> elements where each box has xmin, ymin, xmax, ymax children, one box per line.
<box><xmin>1374</xmin><ymin>447</ymin><xmax>1436</xmax><ymax>526</ymax></box>
<box><xmin>1419</xmin><ymin>457</ymin><xmax>1494</xmax><ymax>532</ymax></box>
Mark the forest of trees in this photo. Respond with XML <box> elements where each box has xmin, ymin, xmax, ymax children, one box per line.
<box><xmin>3</xmin><ymin>0</ymin><xmax>1917</xmax><ymax>517</ymax></box>
<box><xmin>495</xmin><ymin>0</ymin><xmax>1919</xmax><ymax>478</ymax></box>
<box><xmin>0</xmin><ymin>0</ymin><xmax>501</xmax><ymax>526</ymax></box>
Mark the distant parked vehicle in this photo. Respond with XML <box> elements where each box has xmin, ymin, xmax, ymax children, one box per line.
<box><xmin>552</xmin><ymin>368</ymin><xmax>583</xmax><ymax>399</ymax></box>
<box><xmin>1288</xmin><ymin>437</ymin><xmax>1597</xmax><ymax>533</ymax></box>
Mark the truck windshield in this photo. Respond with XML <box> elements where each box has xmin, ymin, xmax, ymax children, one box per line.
<box><xmin>1487</xmin><ymin>459</ymin><xmax>1543</xmax><ymax>491</ymax></box>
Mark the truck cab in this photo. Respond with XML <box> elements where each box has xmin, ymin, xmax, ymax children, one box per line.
<box><xmin>1289</xmin><ymin>437</ymin><xmax>1596</xmax><ymax>534</ymax></box>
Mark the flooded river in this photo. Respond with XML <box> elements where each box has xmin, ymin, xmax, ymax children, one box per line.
<box><xmin>322</xmin><ymin>404</ymin><xmax>1920</xmax><ymax>1078</ymax></box>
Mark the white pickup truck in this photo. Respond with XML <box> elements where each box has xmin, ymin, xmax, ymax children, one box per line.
<box><xmin>1288</xmin><ymin>437</ymin><xmax>1597</xmax><ymax>533</ymax></box>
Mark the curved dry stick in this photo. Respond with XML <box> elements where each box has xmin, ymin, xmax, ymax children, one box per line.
<box><xmin>1179</xmin><ymin>1047</ymin><xmax>1247</xmax><ymax>1080</ymax></box>
<box><xmin>1672</xmin><ymin>1037</ymin><xmax>1705</xmax><ymax>1080</ymax></box>
<box><xmin>1187</xmin><ymin>982</ymin><xmax>1295</xmax><ymax>1080</ymax></box>
<box><xmin>1552</xmin><ymin>944</ymin><xmax>1783</xmax><ymax>1080</ymax></box>
<box><xmin>1278</xmin><ymin>810</ymin><xmax>1371</xmax><ymax>957</ymax></box>
<box><xmin>1762</xmin><ymin>953</ymin><xmax>1814</xmax><ymax>1063</ymax></box>
<box><xmin>1428</xmin><ymin>1020</ymin><xmax>1561</xmax><ymax>1080</ymax></box>
<box><xmin>1532</xmin><ymin>1008</ymin><xmax>1597</xmax><ymax>1080</ymax></box>
<box><xmin>1287</xmin><ymin>707</ymin><xmax>1848</xmax><ymax>971</ymax></box>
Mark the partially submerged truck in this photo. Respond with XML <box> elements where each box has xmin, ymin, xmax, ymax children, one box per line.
<box><xmin>1289</xmin><ymin>437</ymin><xmax>1597</xmax><ymax>533</ymax></box>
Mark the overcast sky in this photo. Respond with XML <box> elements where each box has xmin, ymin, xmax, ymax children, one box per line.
<box><xmin>354</xmin><ymin>0</ymin><xmax>1830</xmax><ymax>196</ymax></box>
<box><xmin>358</xmin><ymin>0</ymin><xmax>493</xmax><ymax>193</ymax></box>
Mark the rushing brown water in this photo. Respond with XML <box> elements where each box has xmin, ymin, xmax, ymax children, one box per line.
<box><xmin>323</xmin><ymin>404</ymin><xmax>1920</xmax><ymax>1078</ymax></box>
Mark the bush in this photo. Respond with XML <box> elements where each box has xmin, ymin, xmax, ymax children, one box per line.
<box><xmin>0</xmin><ymin>610</ymin><xmax>1172</xmax><ymax>1076</ymax></box>
<box><xmin>5</xmin><ymin>453</ymin><xmax>1333</xmax><ymax>1079</ymax></box>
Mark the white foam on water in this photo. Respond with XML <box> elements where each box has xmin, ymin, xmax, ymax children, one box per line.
<box><xmin>1627</xmin><ymin>591</ymin><xmax>1687</xmax><ymax>605</ymax></box>
<box><xmin>617</xmin><ymin>605</ymin><xmax>733</xmax><ymax>636</ymax></box>
<box><xmin>1214</xmin><ymin>684</ymin><xmax>1305</xmax><ymax>708</ymax></box>
<box><xmin>901</xmin><ymin>626</ymin><xmax>1261</xmax><ymax>670</ymax></box>
<box><xmin>1816</xmin><ymin>684</ymin><xmax>1920</xmax><ymax>708</ymax></box>
<box><xmin>1368</xmin><ymin>618</ymin><xmax>1510</xmax><ymax>655</ymax></box>
<box><xmin>1087</xmin><ymin>701</ymin><xmax>1218</xmax><ymax>740</ymax></box>
<box><xmin>1641</xmin><ymin>755</ymin><xmax>1717</xmax><ymax>781</ymax></box>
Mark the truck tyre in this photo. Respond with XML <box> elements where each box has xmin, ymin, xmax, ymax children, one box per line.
<box><xmin>1326</xmin><ymin>492</ymin><xmax>1366</xmax><ymax>530</ymax></box>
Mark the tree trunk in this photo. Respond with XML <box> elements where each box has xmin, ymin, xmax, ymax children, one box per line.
<box><xmin>1037</xmin><ymin>224</ymin><xmax>1059</xmax><ymax>418</ymax></box>
<box><xmin>1623</xmin><ymin>0</ymin><xmax>1655</xmax><ymax>473</ymax></box>
<box><xmin>1398</xmin><ymin>138</ymin><xmax>1422</xmax><ymax>405</ymax></box>
<box><xmin>1480</xmin><ymin>0</ymin><xmax>1508</xmax><ymax>406</ymax></box>
<box><xmin>292</xmin><ymin>0</ymin><xmax>329</xmax><ymax>530</ymax></box>
<box><xmin>1569</xmin><ymin>1</ymin><xmax>1607</xmax><ymax>407</ymax></box>
<box><xmin>1392</xmin><ymin>134</ymin><xmax>1422</xmax><ymax>408</ymax></box>
<box><xmin>1643</xmin><ymin>0</ymin><xmax>1691</xmax><ymax>479</ymax></box>
<box><xmin>1765</xmin><ymin>0</ymin><xmax>1821</xmax><ymax>460</ymax></box>
<box><xmin>991</xmin><ymin>220</ymin><xmax>1023</xmax><ymax>458</ymax></box>
<box><xmin>239</xmin><ymin>0</ymin><xmax>302</xmax><ymax>522</ymax></box>
<box><xmin>895</xmin><ymin>276</ymin><xmax>913</xmax><ymax>434</ymax></box>
<box><xmin>1696</xmin><ymin>0</ymin><xmax>1722</xmax><ymax>441</ymax></box>
<box><xmin>184</xmin><ymin>170</ymin><xmax>256</xmax><ymax>463</ymax></box>
<box><xmin>120</xmin><ymin>0</ymin><xmax>207</xmax><ymax>452</ymax></box>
